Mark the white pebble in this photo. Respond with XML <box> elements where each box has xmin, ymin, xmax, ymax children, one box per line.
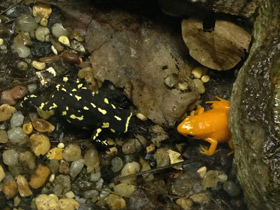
<box><xmin>10</xmin><ymin>111</ymin><xmax>24</xmax><ymax>128</ymax></box>
<box><xmin>90</xmin><ymin>172</ymin><xmax>101</xmax><ymax>182</ymax></box>
<box><xmin>49</xmin><ymin>174</ymin><xmax>55</xmax><ymax>182</ymax></box>
<box><xmin>35</xmin><ymin>26</ymin><xmax>50</xmax><ymax>42</ymax></box>
<box><xmin>65</xmin><ymin>191</ymin><xmax>75</xmax><ymax>199</ymax></box>
<box><xmin>70</xmin><ymin>159</ymin><xmax>85</xmax><ymax>179</ymax></box>
<box><xmin>178</xmin><ymin>82</ymin><xmax>188</xmax><ymax>91</ymax></box>
<box><xmin>3</xmin><ymin>149</ymin><xmax>19</xmax><ymax>166</ymax></box>
<box><xmin>7</xmin><ymin>127</ymin><xmax>27</xmax><ymax>145</ymax></box>
<box><xmin>84</xmin><ymin>147</ymin><xmax>100</xmax><ymax>173</ymax></box>
<box><xmin>136</xmin><ymin>112</ymin><xmax>147</xmax><ymax>121</ymax></box>
<box><xmin>46</xmin><ymin>67</ymin><xmax>56</xmax><ymax>77</ymax></box>
<box><xmin>201</xmin><ymin>75</ymin><xmax>210</xmax><ymax>83</ymax></box>
<box><xmin>58</xmin><ymin>35</ymin><xmax>70</xmax><ymax>46</ymax></box>
<box><xmin>13</xmin><ymin>46</ymin><xmax>31</xmax><ymax>58</ymax></box>
<box><xmin>32</xmin><ymin>61</ymin><xmax>46</xmax><ymax>70</ymax></box>
<box><xmin>51</xmin><ymin>45</ymin><xmax>58</xmax><ymax>55</ymax></box>
<box><xmin>57</xmin><ymin>142</ymin><xmax>65</xmax><ymax>149</ymax></box>
<box><xmin>121</xmin><ymin>161</ymin><xmax>140</xmax><ymax>177</ymax></box>
<box><xmin>62</xmin><ymin>144</ymin><xmax>82</xmax><ymax>162</ymax></box>
<box><xmin>192</xmin><ymin>67</ymin><xmax>203</xmax><ymax>79</ymax></box>
<box><xmin>51</xmin><ymin>23</ymin><xmax>69</xmax><ymax>38</ymax></box>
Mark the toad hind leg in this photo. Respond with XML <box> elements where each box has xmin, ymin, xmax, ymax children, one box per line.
<box><xmin>199</xmin><ymin>137</ymin><xmax>218</xmax><ymax>156</ymax></box>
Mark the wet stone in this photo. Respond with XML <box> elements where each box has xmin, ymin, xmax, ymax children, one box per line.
<box><xmin>15</xmin><ymin>175</ymin><xmax>33</xmax><ymax>197</ymax></box>
<box><xmin>154</xmin><ymin>148</ymin><xmax>170</xmax><ymax>167</ymax></box>
<box><xmin>84</xmin><ymin>190</ymin><xmax>99</xmax><ymax>202</ymax></box>
<box><xmin>10</xmin><ymin>111</ymin><xmax>24</xmax><ymax>128</ymax></box>
<box><xmin>62</xmin><ymin>144</ymin><xmax>82</xmax><ymax>162</ymax></box>
<box><xmin>176</xmin><ymin>198</ymin><xmax>193</xmax><ymax>210</ymax></box>
<box><xmin>3</xmin><ymin>149</ymin><xmax>19</xmax><ymax>166</ymax></box>
<box><xmin>0</xmin><ymin>165</ymin><xmax>5</xmax><ymax>182</ymax></box>
<box><xmin>30</xmin><ymin>134</ymin><xmax>51</xmax><ymax>156</ymax></box>
<box><xmin>223</xmin><ymin>181</ymin><xmax>241</xmax><ymax>197</ymax></box>
<box><xmin>51</xmin><ymin>23</ymin><xmax>69</xmax><ymax>38</ymax></box>
<box><xmin>202</xmin><ymin>170</ymin><xmax>219</xmax><ymax>190</ymax></box>
<box><xmin>90</xmin><ymin>171</ymin><xmax>101</xmax><ymax>182</ymax></box>
<box><xmin>53</xmin><ymin>175</ymin><xmax>71</xmax><ymax>197</ymax></box>
<box><xmin>32</xmin><ymin>118</ymin><xmax>54</xmax><ymax>133</ymax></box>
<box><xmin>111</xmin><ymin>157</ymin><xmax>123</xmax><ymax>173</ymax></box>
<box><xmin>13</xmin><ymin>45</ymin><xmax>31</xmax><ymax>58</ymax></box>
<box><xmin>114</xmin><ymin>183</ymin><xmax>136</xmax><ymax>197</ymax></box>
<box><xmin>122</xmin><ymin>139</ymin><xmax>142</xmax><ymax>155</ymax></box>
<box><xmin>19</xmin><ymin>151</ymin><xmax>36</xmax><ymax>171</ymax></box>
<box><xmin>190</xmin><ymin>193</ymin><xmax>210</xmax><ymax>204</ymax></box>
<box><xmin>35</xmin><ymin>194</ymin><xmax>59</xmax><ymax>210</ymax></box>
<box><xmin>0</xmin><ymin>104</ymin><xmax>16</xmax><ymax>122</ymax></box>
<box><xmin>49</xmin><ymin>159</ymin><xmax>60</xmax><ymax>174</ymax></box>
<box><xmin>8</xmin><ymin>127</ymin><xmax>28</xmax><ymax>145</ymax></box>
<box><xmin>3</xmin><ymin>179</ymin><xmax>18</xmax><ymax>199</ymax></box>
<box><xmin>84</xmin><ymin>147</ymin><xmax>99</xmax><ymax>173</ymax></box>
<box><xmin>0</xmin><ymin>129</ymin><xmax>8</xmax><ymax>143</ymax></box>
<box><xmin>70</xmin><ymin>159</ymin><xmax>85</xmax><ymax>179</ymax></box>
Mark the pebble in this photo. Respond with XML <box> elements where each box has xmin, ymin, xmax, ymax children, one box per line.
<box><xmin>0</xmin><ymin>129</ymin><xmax>8</xmax><ymax>143</ymax></box>
<box><xmin>59</xmin><ymin>160</ymin><xmax>70</xmax><ymax>174</ymax></box>
<box><xmin>51</xmin><ymin>39</ymin><xmax>64</xmax><ymax>52</ymax></box>
<box><xmin>49</xmin><ymin>160</ymin><xmax>59</xmax><ymax>174</ymax></box>
<box><xmin>172</xmin><ymin>172</ymin><xmax>200</xmax><ymax>196</ymax></box>
<box><xmin>51</xmin><ymin>23</ymin><xmax>69</xmax><ymax>38</ymax></box>
<box><xmin>0</xmin><ymin>104</ymin><xmax>16</xmax><ymax>122</ymax></box>
<box><xmin>3</xmin><ymin>149</ymin><xmax>19</xmax><ymax>166</ymax></box>
<box><xmin>164</xmin><ymin>73</ymin><xmax>178</xmax><ymax>88</ymax></box>
<box><xmin>53</xmin><ymin>175</ymin><xmax>71</xmax><ymax>196</ymax></box>
<box><xmin>58</xmin><ymin>198</ymin><xmax>80</xmax><ymax>210</ymax></box>
<box><xmin>32</xmin><ymin>118</ymin><xmax>54</xmax><ymax>133</ymax></box>
<box><xmin>40</xmin><ymin>55</ymin><xmax>60</xmax><ymax>63</ymax></box>
<box><xmin>168</xmin><ymin>149</ymin><xmax>184</xmax><ymax>165</ymax></box>
<box><xmin>202</xmin><ymin>170</ymin><xmax>219</xmax><ymax>190</ymax></box>
<box><xmin>122</xmin><ymin>138</ymin><xmax>142</xmax><ymax>155</ymax></box>
<box><xmin>146</xmin><ymin>144</ymin><xmax>155</xmax><ymax>153</ymax></box>
<box><xmin>107</xmin><ymin>194</ymin><xmax>126</xmax><ymax>210</ymax></box>
<box><xmin>190</xmin><ymin>193</ymin><xmax>210</xmax><ymax>203</ymax></box>
<box><xmin>49</xmin><ymin>174</ymin><xmax>55</xmax><ymax>182</ymax></box>
<box><xmin>197</xmin><ymin>166</ymin><xmax>207</xmax><ymax>178</ymax></box>
<box><xmin>0</xmin><ymin>165</ymin><xmax>5</xmax><ymax>182</ymax></box>
<box><xmin>72</xmin><ymin>31</ymin><xmax>84</xmax><ymax>42</ymax></box>
<box><xmin>51</xmin><ymin>45</ymin><xmax>58</xmax><ymax>55</ymax></box>
<box><xmin>33</xmin><ymin>4</ymin><xmax>52</xmax><ymax>23</ymax></box>
<box><xmin>65</xmin><ymin>191</ymin><xmax>75</xmax><ymax>199</ymax></box>
<box><xmin>176</xmin><ymin>198</ymin><xmax>193</xmax><ymax>210</ymax></box>
<box><xmin>84</xmin><ymin>190</ymin><xmax>99</xmax><ymax>202</ymax></box>
<box><xmin>61</xmin><ymin>51</ymin><xmax>80</xmax><ymax>64</ymax></box>
<box><xmin>139</xmin><ymin>158</ymin><xmax>154</xmax><ymax>181</ymax></box>
<box><xmin>178</xmin><ymin>82</ymin><xmax>189</xmax><ymax>91</ymax></box>
<box><xmin>223</xmin><ymin>181</ymin><xmax>241</xmax><ymax>197</ymax></box>
<box><xmin>84</xmin><ymin>147</ymin><xmax>100</xmax><ymax>173</ymax></box>
<box><xmin>62</xmin><ymin>144</ymin><xmax>82</xmax><ymax>162</ymax></box>
<box><xmin>47</xmin><ymin>147</ymin><xmax>64</xmax><ymax>160</ymax></box>
<box><xmin>111</xmin><ymin>157</ymin><xmax>124</xmax><ymax>173</ymax></box>
<box><xmin>13</xmin><ymin>32</ymin><xmax>32</xmax><ymax>46</ymax></box>
<box><xmin>17</xmin><ymin>61</ymin><xmax>29</xmax><ymax>71</ymax></box>
<box><xmin>23</xmin><ymin>122</ymin><xmax>33</xmax><ymax>134</ymax></box>
<box><xmin>29</xmin><ymin>164</ymin><xmax>50</xmax><ymax>189</ymax></box>
<box><xmin>154</xmin><ymin>148</ymin><xmax>170</xmax><ymax>167</ymax></box>
<box><xmin>35</xmin><ymin>27</ymin><xmax>50</xmax><ymax>42</ymax></box>
<box><xmin>149</xmin><ymin>125</ymin><xmax>168</xmax><ymax>147</ymax></box>
<box><xmin>136</xmin><ymin>112</ymin><xmax>147</xmax><ymax>121</ymax></box>
<box><xmin>218</xmin><ymin>173</ymin><xmax>228</xmax><ymax>183</ymax></box>
<box><xmin>193</xmin><ymin>79</ymin><xmax>205</xmax><ymax>94</ymax></box>
<box><xmin>201</xmin><ymin>75</ymin><xmax>210</xmax><ymax>83</ymax></box>
<box><xmin>35</xmin><ymin>194</ymin><xmax>59</xmax><ymax>210</ymax></box>
<box><xmin>121</xmin><ymin>162</ymin><xmax>140</xmax><ymax>184</ymax></box>
<box><xmin>11</xmin><ymin>85</ymin><xmax>28</xmax><ymax>100</ymax></box>
<box><xmin>0</xmin><ymin>38</ymin><xmax>3</xmax><ymax>46</ymax></box>
<box><xmin>32</xmin><ymin>60</ymin><xmax>46</xmax><ymax>70</ymax></box>
<box><xmin>58</xmin><ymin>35</ymin><xmax>70</xmax><ymax>46</ymax></box>
<box><xmin>19</xmin><ymin>151</ymin><xmax>36</xmax><ymax>170</ymax></box>
<box><xmin>71</xmin><ymin>40</ymin><xmax>86</xmax><ymax>53</ymax></box>
<box><xmin>30</xmin><ymin>134</ymin><xmax>51</xmax><ymax>156</ymax></box>
<box><xmin>46</xmin><ymin>67</ymin><xmax>57</xmax><ymax>76</ymax></box>
<box><xmin>192</xmin><ymin>67</ymin><xmax>203</xmax><ymax>79</ymax></box>
<box><xmin>16</xmin><ymin>14</ymin><xmax>38</xmax><ymax>32</ymax></box>
<box><xmin>69</xmin><ymin>159</ymin><xmax>85</xmax><ymax>179</ymax></box>
<box><xmin>58</xmin><ymin>143</ymin><xmax>65</xmax><ymax>149</ymax></box>
<box><xmin>2</xmin><ymin>179</ymin><xmax>18</xmax><ymax>199</ymax></box>
<box><xmin>13</xmin><ymin>45</ymin><xmax>31</xmax><ymax>58</ymax></box>
<box><xmin>10</xmin><ymin>111</ymin><xmax>24</xmax><ymax>128</ymax></box>
<box><xmin>95</xmin><ymin>177</ymin><xmax>104</xmax><ymax>189</ymax></box>
<box><xmin>27</xmin><ymin>83</ymin><xmax>37</xmax><ymax>93</ymax></box>
<box><xmin>15</xmin><ymin>175</ymin><xmax>33</xmax><ymax>197</ymax></box>
<box><xmin>90</xmin><ymin>171</ymin><xmax>101</xmax><ymax>182</ymax></box>
<box><xmin>114</xmin><ymin>183</ymin><xmax>136</xmax><ymax>197</ymax></box>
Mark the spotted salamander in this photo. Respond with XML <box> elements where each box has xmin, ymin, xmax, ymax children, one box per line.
<box><xmin>23</xmin><ymin>77</ymin><xmax>133</xmax><ymax>145</ymax></box>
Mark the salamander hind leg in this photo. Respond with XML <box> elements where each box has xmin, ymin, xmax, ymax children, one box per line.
<box><xmin>199</xmin><ymin>137</ymin><xmax>218</xmax><ymax>156</ymax></box>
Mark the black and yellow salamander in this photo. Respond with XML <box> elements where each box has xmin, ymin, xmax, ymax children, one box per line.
<box><xmin>22</xmin><ymin>77</ymin><xmax>133</xmax><ymax>145</ymax></box>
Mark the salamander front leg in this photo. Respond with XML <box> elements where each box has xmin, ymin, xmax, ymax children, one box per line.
<box><xmin>199</xmin><ymin>137</ymin><xmax>218</xmax><ymax>156</ymax></box>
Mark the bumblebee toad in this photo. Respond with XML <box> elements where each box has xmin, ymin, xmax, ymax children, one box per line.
<box><xmin>177</xmin><ymin>97</ymin><xmax>232</xmax><ymax>156</ymax></box>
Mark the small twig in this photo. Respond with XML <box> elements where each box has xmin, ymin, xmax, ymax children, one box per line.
<box><xmin>0</xmin><ymin>0</ymin><xmax>24</xmax><ymax>16</ymax></box>
<box><xmin>113</xmin><ymin>160</ymin><xmax>198</xmax><ymax>183</ymax></box>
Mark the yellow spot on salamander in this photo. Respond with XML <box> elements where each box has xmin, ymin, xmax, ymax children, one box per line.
<box><xmin>39</xmin><ymin>103</ymin><xmax>45</xmax><ymax>109</ymax></box>
<box><xmin>62</xmin><ymin>111</ymin><xmax>67</xmax><ymax>116</ymax></box>
<box><xmin>125</xmin><ymin>112</ymin><xmax>133</xmax><ymax>133</ymax></box>
<box><xmin>72</xmin><ymin>88</ymin><xmax>77</xmax><ymax>92</ymax></box>
<box><xmin>78</xmin><ymin>83</ymin><xmax>83</xmax><ymax>88</ymax></box>
<box><xmin>67</xmin><ymin>119</ymin><xmax>71</xmax><ymax>123</ymax></box>
<box><xmin>30</xmin><ymin>94</ymin><xmax>37</xmax><ymax>98</ymax></box>
<box><xmin>93</xmin><ymin>128</ymin><xmax>102</xmax><ymax>140</ymax></box>
<box><xmin>104</xmin><ymin>98</ymin><xmax>109</xmax><ymax>104</ymax></box>
<box><xmin>102</xmin><ymin>122</ymin><xmax>110</xmax><ymax>128</ymax></box>
<box><xmin>49</xmin><ymin>103</ymin><xmax>58</xmax><ymax>110</ymax></box>
<box><xmin>70</xmin><ymin>114</ymin><xmax>84</xmax><ymax>121</ymax></box>
<box><xmin>56</xmin><ymin>84</ymin><xmax>60</xmax><ymax>91</ymax></box>
<box><xmin>111</xmin><ymin>104</ymin><xmax>116</xmax><ymax>109</ymax></box>
<box><xmin>98</xmin><ymin>108</ymin><xmax>107</xmax><ymax>115</ymax></box>
<box><xmin>110</xmin><ymin>128</ymin><xmax>116</xmax><ymax>133</ymax></box>
<box><xmin>91</xmin><ymin>103</ymin><xmax>96</xmax><ymax>108</ymax></box>
<box><xmin>66</xmin><ymin>106</ymin><xmax>69</xmax><ymax>110</ymax></box>
<box><xmin>75</xmin><ymin>95</ymin><xmax>82</xmax><ymax>101</ymax></box>
<box><xmin>81</xmin><ymin>87</ymin><xmax>87</xmax><ymax>90</ymax></box>
<box><xmin>83</xmin><ymin>106</ymin><xmax>89</xmax><ymax>110</ymax></box>
<box><xmin>114</xmin><ymin>116</ymin><xmax>122</xmax><ymax>121</ymax></box>
<box><xmin>69</xmin><ymin>93</ymin><xmax>73</xmax><ymax>96</ymax></box>
<box><xmin>63</xmin><ymin>77</ymin><xmax>68</xmax><ymax>82</ymax></box>
<box><xmin>61</xmin><ymin>88</ymin><xmax>67</xmax><ymax>92</ymax></box>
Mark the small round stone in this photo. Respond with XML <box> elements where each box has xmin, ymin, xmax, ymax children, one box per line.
<box><xmin>114</xmin><ymin>183</ymin><xmax>136</xmax><ymax>197</ymax></box>
<box><xmin>136</xmin><ymin>112</ymin><xmax>147</xmax><ymax>121</ymax></box>
<box><xmin>0</xmin><ymin>38</ymin><xmax>3</xmax><ymax>46</ymax></box>
<box><xmin>192</xmin><ymin>67</ymin><xmax>203</xmax><ymax>79</ymax></box>
<box><xmin>84</xmin><ymin>147</ymin><xmax>100</xmax><ymax>173</ymax></box>
<box><xmin>30</xmin><ymin>134</ymin><xmax>51</xmax><ymax>156</ymax></box>
<box><xmin>193</xmin><ymin>79</ymin><xmax>205</xmax><ymax>94</ymax></box>
<box><xmin>8</xmin><ymin>127</ymin><xmax>27</xmax><ymax>145</ymax></box>
<box><xmin>107</xmin><ymin>194</ymin><xmax>126</xmax><ymax>210</ymax></box>
<box><xmin>65</xmin><ymin>191</ymin><xmax>75</xmax><ymax>199</ymax></box>
<box><xmin>32</xmin><ymin>118</ymin><xmax>55</xmax><ymax>133</ymax></box>
<box><xmin>16</xmin><ymin>14</ymin><xmax>38</xmax><ymax>32</ymax></box>
<box><xmin>15</xmin><ymin>175</ymin><xmax>33</xmax><ymax>197</ymax></box>
<box><xmin>62</xmin><ymin>144</ymin><xmax>82</xmax><ymax>162</ymax></box>
<box><xmin>0</xmin><ymin>104</ymin><xmax>16</xmax><ymax>122</ymax></box>
<box><xmin>32</xmin><ymin>61</ymin><xmax>46</xmax><ymax>70</ymax></box>
<box><xmin>190</xmin><ymin>193</ymin><xmax>210</xmax><ymax>203</ymax></box>
<box><xmin>2</xmin><ymin>179</ymin><xmax>18</xmax><ymax>199</ymax></box>
<box><xmin>17</xmin><ymin>61</ymin><xmax>29</xmax><ymax>71</ymax></box>
<box><xmin>29</xmin><ymin>164</ymin><xmax>50</xmax><ymax>189</ymax></box>
<box><xmin>0</xmin><ymin>165</ymin><xmax>6</xmax><ymax>182</ymax></box>
<box><xmin>51</xmin><ymin>23</ymin><xmax>69</xmax><ymax>38</ymax></box>
<box><xmin>197</xmin><ymin>166</ymin><xmax>207</xmax><ymax>178</ymax></box>
<box><xmin>176</xmin><ymin>198</ymin><xmax>193</xmax><ymax>210</ymax></box>
<box><xmin>3</xmin><ymin>149</ymin><xmax>19</xmax><ymax>166</ymax></box>
<box><xmin>51</xmin><ymin>45</ymin><xmax>58</xmax><ymax>55</ymax></box>
<box><xmin>58</xmin><ymin>198</ymin><xmax>80</xmax><ymax>210</ymax></box>
<box><xmin>23</xmin><ymin>122</ymin><xmax>33</xmax><ymax>134</ymax></box>
<box><xmin>35</xmin><ymin>26</ymin><xmax>50</xmax><ymax>42</ymax></box>
<box><xmin>58</xmin><ymin>35</ymin><xmax>70</xmax><ymax>46</ymax></box>
<box><xmin>47</xmin><ymin>147</ymin><xmax>63</xmax><ymax>160</ymax></box>
<box><xmin>202</xmin><ymin>170</ymin><xmax>219</xmax><ymax>190</ymax></box>
<box><xmin>111</xmin><ymin>157</ymin><xmax>123</xmax><ymax>173</ymax></box>
<box><xmin>19</xmin><ymin>151</ymin><xmax>36</xmax><ymax>170</ymax></box>
<box><xmin>0</xmin><ymin>129</ymin><xmax>8</xmax><ymax>143</ymax></box>
<box><xmin>35</xmin><ymin>194</ymin><xmax>59</xmax><ymax>210</ymax></box>
<box><xmin>10</xmin><ymin>111</ymin><xmax>24</xmax><ymax>128</ymax></box>
<box><xmin>33</xmin><ymin>4</ymin><xmax>52</xmax><ymax>19</ymax></box>
<box><xmin>121</xmin><ymin>161</ymin><xmax>140</xmax><ymax>177</ymax></box>
<box><xmin>69</xmin><ymin>159</ymin><xmax>85</xmax><ymax>179</ymax></box>
<box><xmin>13</xmin><ymin>46</ymin><xmax>31</xmax><ymax>58</ymax></box>
<box><xmin>178</xmin><ymin>82</ymin><xmax>189</xmax><ymax>91</ymax></box>
<box><xmin>154</xmin><ymin>148</ymin><xmax>170</xmax><ymax>167</ymax></box>
<box><xmin>223</xmin><ymin>181</ymin><xmax>241</xmax><ymax>197</ymax></box>
<box><xmin>58</xmin><ymin>143</ymin><xmax>65</xmax><ymax>149</ymax></box>
<box><xmin>90</xmin><ymin>172</ymin><xmax>101</xmax><ymax>182</ymax></box>
<box><xmin>164</xmin><ymin>74</ymin><xmax>178</xmax><ymax>88</ymax></box>
<box><xmin>201</xmin><ymin>75</ymin><xmax>210</xmax><ymax>83</ymax></box>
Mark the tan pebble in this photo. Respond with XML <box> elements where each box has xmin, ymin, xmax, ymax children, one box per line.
<box><xmin>192</xmin><ymin>67</ymin><xmax>203</xmax><ymax>79</ymax></box>
<box><xmin>136</xmin><ymin>112</ymin><xmax>147</xmax><ymax>121</ymax></box>
<box><xmin>197</xmin><ymin>166</ymin><xmax>207</xmax><ymax>178</ymax></box>
<box><xmin>193</xmin><ymin>79</ymin><xmax>205</xmax><ymax>94</ymax></box>
<box><xmin>0</xmin><ymin>164</ymin><xmax>5</xmax><ymax>182</ymax></box>
<box><xmin>62</xmin><ymin>144</ymin><xmax>82</xmax><ymax>161</ymax></box>
<box><xmin>32</xmin><ymin>118</ymin><xmax>55</xmax><ymax>133</ymax></box>
<box><xmin>0</xmin><ymin>104</ymin><xmax>16</xmax><ymax>122</ymax></box>
<box><xmin>201</xmin><ymin>75</ymin><xmax>210</xmax><ymax>83</ymax></box>
<box><xmin>65</xmin><ymin>191</ymin><xmax>75</xmax><ymax>199</ymax></box>
<box><xmin>40</xmin><ymin>55</ymin><xmax>60</xmax><ymax>63</ymax></box>
<box><xmin>30</xmin><ymin>134</ymin><xmax>51</xmax><ymax>156</ymax></box>
<box><xmin>190</xmin><ymin>193</ymin><xmax>210</xmax><ymax>203</ymax></box>
<box><xmin>10</xmin><ymin>85</ymin><xmax>28</xmax><ymax>99</ymax></box>
<box><xmin>178</xmin><ymin>82</ymin><xmax>188</xmax><ymax>91</ymax></box>
<box><xmin>51</xmin><ymin>45</ymin><xmax>58</xmax><ymax>55</ymax></box>
<box><xmin>57</xmin><ymin>142</ymin><xmax>65</xmax><ymax>148</ymax></box>
<box><xmin>58</xmin><ymin>36</ymin><xmax>70</xmax><ymax>46</ymax></box>
<box><xmin>107</xmin><ymin>194</ymin><xmax>126</xmax><ymax>210</ymax></box>
<box><xmin>114</xmin><ymin>183</ymin><xmax>136</xmax><ymax>197</ymax></box>
<box><xmin>72</xmin><ymin>31</ymin><xmax>84</xmax><ymax>42</ymax></box>
<box><xmin>1</xmin><ymin>90</ymin><xmax>15</xmax><ymax>105</ymax></box>
<box><xmin>106</xmin><ymin>147</ymin><xmax>118</xmax><ymax>155</ymax></box>
<box><xmin>46</xmin><ymin>67</ymin><xmax>56</xmax><ymax>77</ymax></box>
<box><xmin>32</xmin><ymin>61</ymin><xmax>46</xmax><ymax>70</ymax></box>
<box><xmin>29</xmin><ymin>164</ymin><xmax>50</xmax><ymax>189</ymax></box>
<box><xmin>58</xmin><ymin>198</ymin><xmax>80</xmax><ymax>210</ymax></box>
<box><xmin>0</xmin><ymin>38</ymin><xmax>3</xmax><ymax>46</ymax></box>
<box><xmin>49</xmin><ymin>174</ymin><xmax>55</xmax><ymax>182</ymax></box>
<box><xmin>0</xmin><ymin>129</ymin><xmax>8</xmax><ymax>143</ymax></box>
<box><xmin>176</xmin><ymin>198</ymin><xmax>193</xmax><ymax>210</ymax></box>
<box><xmin>33</xmin><ymin>4</ymin><xmax>52</xmax><ymax>19</ymax></box>
<box><xmin>23</xmin><ymin>122</ymin><xmax>33</xmax><ymax>134</ymax></box>
<box><xmin>51</xmin><ymin>40</ymin><xmax>64</xmax><ymax>52</ymax></box>
<box><xmin>168</xmin><ymin>149</ymin><xmax>183</xmax><ymax>170</ymax></box>
<box><xmin>3</xmin><ymin>179</ymin><xmax>18</xmax><ymax>199</ymax></box>
<box><xmin>35</xmin><ymin>194</ymin><xmax>59</xmax><ymax>210</ymax></box>
<box><xmin>15</xmin><ymin>175</ymin><xmax>33</xmax><ymax>197</ymax></box>
<box><xmin>47</xmin><ymin>147</ymin><xmax>63</xmax><ymax>160</ymax></box>
<box><xmin>146</xmin><ymin>144</ymin><xmax>155</xmax><ymax>153</ymax></box>
<box><xmin>40</xmin><ymin>17</ymin><xmax>48</xmax><ymax>26</ymax></box>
